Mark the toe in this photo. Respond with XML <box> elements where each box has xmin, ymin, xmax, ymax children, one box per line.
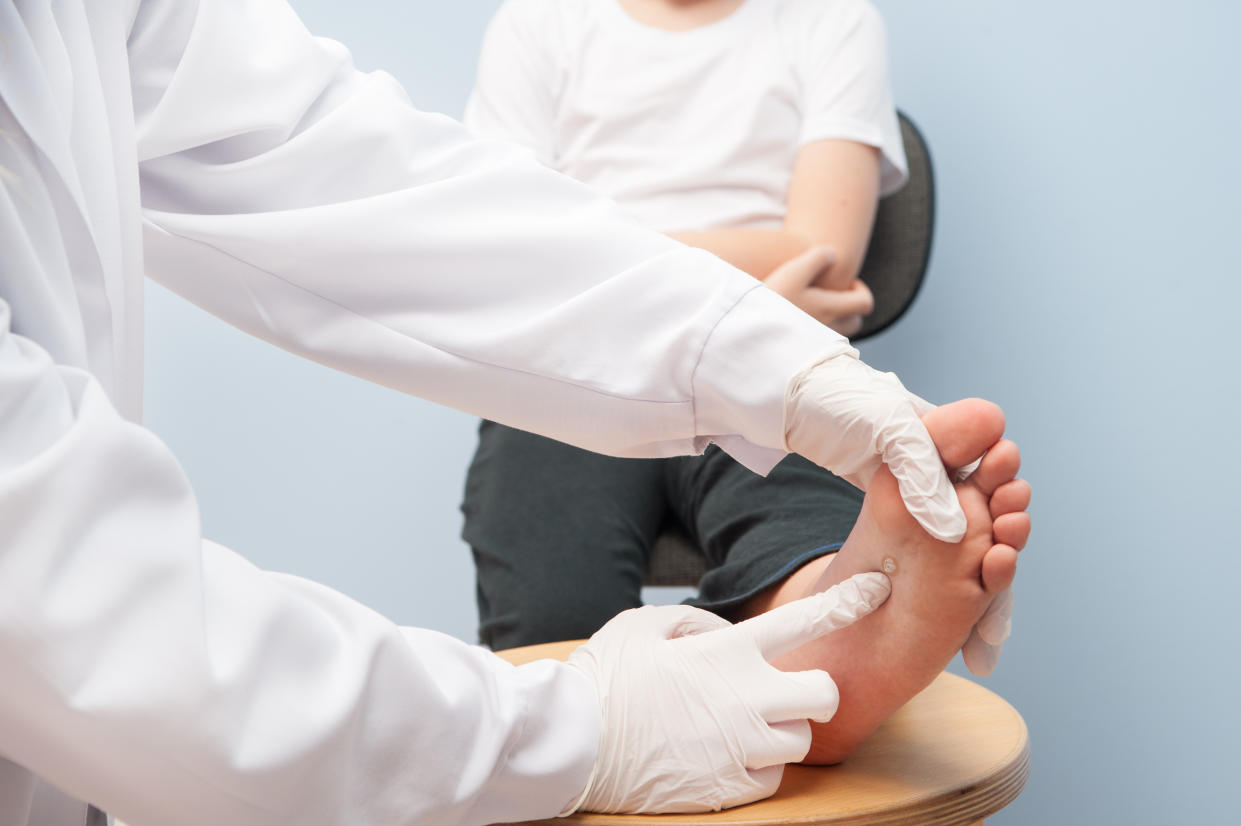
<box><xmin>980</xmin><ymin>544</ymin><xmax>1018</xmax><ymax>593</ymax></box>
<box><xmin>969</xmin><ymin>439</ymin><xmax>1021</xmax><ymax>495</ymax></box>
<box><xmin>990</xmin><ymin>479</ymin><xmax>1032</xmax><ymax>517</ymax></box>
<box><xmin>918</xmin><ymin>398</ymin><xmax>1006</xmax><ymax>472</ymax></box>
<box><xmin>993</xmin><ymin>511</ymin><xmax>1030</xmax><ymax>551</ymax></box>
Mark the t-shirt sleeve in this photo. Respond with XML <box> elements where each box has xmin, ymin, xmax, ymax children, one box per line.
<box><xmin>793</xmin><ymin>0</ymin><xmax>908</xmax><ymax>195</ymax></box>
<box><xmin>464</xmin><ymin>0</ymin><xmax>561</xmax><ymax>165</ymax></box>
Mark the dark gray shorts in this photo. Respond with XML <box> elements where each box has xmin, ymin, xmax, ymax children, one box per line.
<box><xmin>461</xmin><ymin>420</ymin><xmax>864</xmax><ymax>649</ymax></box>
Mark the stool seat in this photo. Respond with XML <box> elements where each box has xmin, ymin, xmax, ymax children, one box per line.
<box><xmin>495</xmin><ymin>641</ymin><xmax>1029</xmax><ymax>826</ymax></box>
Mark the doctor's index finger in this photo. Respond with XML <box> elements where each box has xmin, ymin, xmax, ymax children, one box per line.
<box><xmin>732</xmin><ymin>572</ymin><xmax>891</xmax><ymax>660</ymax></box>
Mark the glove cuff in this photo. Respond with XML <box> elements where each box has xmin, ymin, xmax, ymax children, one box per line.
<box><xmin>692</xmin><ymin>284</ymin><xmax>852</xmax><ymax>466</ymax></box>
<box><xmin>781</xmin><ymin>347</ymin><xmax>861</xmax><ymax>453</ymax></box>
<box><xmin>558</xmin><ymin>656</ymin><xmax>605</xmax><ymax>816</ymax></box>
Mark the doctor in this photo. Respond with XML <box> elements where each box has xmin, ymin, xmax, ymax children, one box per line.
<box><xmin>0</xmin><ymin>1</ymin><xmax>1008</xmax><ymax>824</ymax></box>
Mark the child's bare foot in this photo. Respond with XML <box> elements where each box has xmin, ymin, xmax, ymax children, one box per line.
<box><xmin>739</xmin><ymin>398</ymin><xmax>1031</xmax><ymax>764</ymax></box>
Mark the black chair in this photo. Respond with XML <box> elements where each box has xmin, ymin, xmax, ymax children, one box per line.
<box><xmin>646</xmin><ymin>111</ymin><xmax>936</xmax><ymax>588</ymax></box>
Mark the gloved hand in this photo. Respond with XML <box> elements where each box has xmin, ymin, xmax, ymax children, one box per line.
<box><xmin>563</xmin><ymin>572</ymin><xmax>891</xmax><ymax>815</ymax></box>
<box><xmin>962</xmin><ymin>586</ymin><xmax>1013</xmax><ymax>676</ymax></box>
<box><xmin>783</xmin><ymin>351</ymin><xmax>966</xmax><ymax>543</ymax></box>
<box><xmin>783</xmin><ymin>352</ymin><xmax>1015</xmax><ymax>676</ymax></box>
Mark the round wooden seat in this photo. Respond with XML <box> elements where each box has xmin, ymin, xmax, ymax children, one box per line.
<box><xmin>495</xmin><ymin>640</ymin><xmax>1029</xmax><ymax>826</ymax></box>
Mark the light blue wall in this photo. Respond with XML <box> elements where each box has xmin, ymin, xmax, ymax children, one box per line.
<box><xmin>142</xmin><ymin>1</ymin><xmax>1241</xmax><ymax>823</ymax></box>
<box><xmin>868</xmin><ymin>3</ymin><xmax>1241</xmax><ymax>822</ymax></box>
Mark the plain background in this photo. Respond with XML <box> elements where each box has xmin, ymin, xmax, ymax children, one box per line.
<box><xmin>142</xmin><ymin>1</ymin><xmax>1241</xmax><ymax>822</ymax></box>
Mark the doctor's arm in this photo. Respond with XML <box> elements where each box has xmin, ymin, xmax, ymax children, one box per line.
<box><xmin>0</xmin><ymin>298</ymin><xmax>896</xmax><ymax>823</ymax></box>
<box><xmin>0</xmin><ymin>299</ymin><xmax>600</xmax><ymax>826</ymax></box>
<box><xmin>132</xmin><ymin>0</ymin><xmax>965</xmax><ymax>515</ymax></box>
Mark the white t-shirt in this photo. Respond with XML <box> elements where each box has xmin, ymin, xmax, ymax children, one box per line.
<box><xmin>466</xmin><ymin>0</ymin><xmax>908</xmax><ymax>232</ymax></box>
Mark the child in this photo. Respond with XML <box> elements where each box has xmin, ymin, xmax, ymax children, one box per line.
<box><xmin>461</xmin><ymin>0</ymin><xmax>1028</xmax><ymax>763</ymax></box>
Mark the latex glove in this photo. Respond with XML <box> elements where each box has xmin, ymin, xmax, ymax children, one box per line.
<box><xmin>962</xmin><ymin>586</ymin><xmax>1013</xmax><ymax>676</ymax></box>
<box><xmin>784</xmin><ymin>354</ymin><xmax>1015</xmax><ymax>674</ymax></box>
<box><xmin>783</xmin><ymin>351</ymin><xmax>967</xmax><ymax>542</ymax></box>
<box><xmin>564</xmin><ymin>572</ymin><xmax>891</xmax><ymax>815</ymax></box>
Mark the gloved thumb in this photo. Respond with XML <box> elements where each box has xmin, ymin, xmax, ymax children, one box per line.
<box><xmin>962</xmin><ymin>628</ymin><xmax>1001</xmax><ymax>677</ymax></box>
<box><xmin>977</xmin><ymin>586</ymin><xmax>1014</xmax><ymax>644</ymax></box>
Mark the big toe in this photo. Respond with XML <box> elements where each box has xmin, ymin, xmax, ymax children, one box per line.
<box><xmin>918</xmin><ymin>398</ymin><xmax>1006</xmax><ymax>472</ymax></box>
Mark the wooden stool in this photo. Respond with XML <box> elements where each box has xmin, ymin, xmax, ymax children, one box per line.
<box><xmin>495</xmin><ymin>641</ymin><xmax>1030</xmax><ymax>826</ymax></box>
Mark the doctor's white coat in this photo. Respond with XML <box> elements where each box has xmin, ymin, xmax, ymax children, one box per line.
<box><xmin>0</xmin><ymin>1</ymin><xmax>843</xmax><ymax>824</ymax></box>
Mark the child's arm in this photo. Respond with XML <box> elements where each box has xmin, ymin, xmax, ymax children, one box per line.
<box><xmin>668</xmin><ymin>138</ymin><xmax>880</xmax><ymax>287</ymax></box>
<box><xmin>665</xmin><ymin>231</ymin><xmax>873</xmax><ymax>335</ymax></box>
<box><xmin>668</xmin><ymin>138</ymin><xmax>881</xmax><ymax>335</ymax></box>
<box><xmin>666</xmin><ymin>228</ymin><xmax>814</xmax><ymax>281</ymax></box>
<box><xmin>671</xmin><ymin>0</ymin><xmax>901</xmax><ymax>327</ymax></box>
<box><xmin>783</xmin><ymin>138</ymin><xmax>882</xmax><ymax>290</ymax></box>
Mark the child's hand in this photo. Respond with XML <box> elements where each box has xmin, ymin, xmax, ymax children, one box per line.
<box><xmin>809</xmin><ymin>249</ymin><xmax>856</xmax><ymax>293</ymax></box>
<box><xmin>765</xmin><ymin>246</ymin><xmax>874</xmax><ymax>337</ymax></box>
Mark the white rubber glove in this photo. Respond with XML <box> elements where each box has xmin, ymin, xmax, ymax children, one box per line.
<box><xmin>563</xmin><ymin>572</ymin><xmax>891</xmax><ymax>815</ymax></box>
<box><xmin>784</xmin><ymin>351</ymin><xmax>966</xmax><ymax>543</ymax></box>
<box><xmin>962</xmin><ymin>586</ymin><xmax>1013</xmax><ymax>676</ymax></box>
<box><xmin>784</xmin><ymin>352</ymin><xmax>1015</xmax><ymax>676</ymax></box>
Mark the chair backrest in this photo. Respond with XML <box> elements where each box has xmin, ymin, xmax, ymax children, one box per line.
<box><xmin>645</xmin><ymin>111</ymin><xmax>935</xmax><ymax>588</ymax></box>
<box><xmin>853</xmin><ymin>111</ymin><xmax>935</xmax><ymax>340</ymax></box>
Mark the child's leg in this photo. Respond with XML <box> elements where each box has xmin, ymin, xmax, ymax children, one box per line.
<box><xmin>462</xmin><ymin>421</ymin><xmax>667</xmax><ymax>649</ymax></box>
<box><xmin>741</xmin><ymin>399</ymin><xmax>1030</xmax><ymax>764</ymax></box>
<box><xmin>666</xmin><ymin>446</ymin><xmax>864</xmax><ymax>618</ymax></box>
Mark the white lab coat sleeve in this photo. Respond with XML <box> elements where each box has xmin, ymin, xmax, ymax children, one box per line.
<box><xmin>0</xmin><ymin>297</ymin><xmax>600</xmax><ymax>826</ymax></box>
<box><xmin>130</xmin><ymin>0</ymin><xmax>846</xmax><ymax>469</ymax></box>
